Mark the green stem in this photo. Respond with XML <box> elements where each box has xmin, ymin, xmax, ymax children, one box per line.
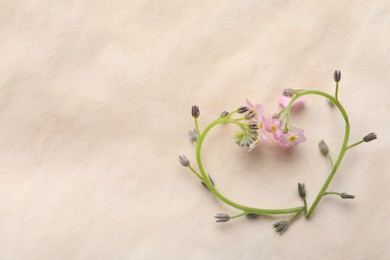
<box><xmin>347</xmin><ymin>140</ymin><xmax>364</xmax><ymax>150</ymax></box>
<box><xmin>288</xmin><ymin>211</ymin><xmax>302</xmax><ymax>224</ymax></box>
<box><xmin>327</xmin><ymin>154</ymin><xmax>334</xmax><ymax>168</ymax></box>
<box><xmin>194</xmin><ymin>118</ymin><xmax>200</xmax><ymax>136</ymax></box>
<box><xmin>231</xmin><ymin>212</ymin><xmax>247</xmax><ymax>219</ymax></box>
<box><xmin>285</xmin><ymin>90</ymin><xmax>350</xmax><ymax>218</ymax></box>
<box><xmin>188</xmin><ymin>165</ymin><xmax>203</xmax><ymax>181</ymax></box>
<box><xmin>196</xmin><ymin>118</ymin><xmax>305</xmax><ymax>215</ymax></box>
<box><xmin>335</xmin><ymin>82</ymin><xmax>339</xmax><ymax>100</ymax></box>
<box><xmin>323</xmin><ymin>192</ymin><xmax>341</xmax><ymax>196</ymax></box>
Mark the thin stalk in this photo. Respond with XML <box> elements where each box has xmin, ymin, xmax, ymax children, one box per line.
<box><xmin>327</xmin><ymin>154</ymin><xmax>334</xmax><ymax>168</ymax></box>
<box><xmin>196</xmin><ymin>118</ymin><xmax>305</xmax><ymax>215</ymax></box>
<box><xmin>347</xmin><ymin>140</ymin><xmax>364</xmax><ymax>150</ymax></box>
<box><xmin>323</xmin><ymin>192</ymin><xmax>341</xmax><ymax>196</ymax></box>
<box><xmin>284</xmin><ymin>90</ymin><xmax>350</xmax><ymax>218</ymax></box>
<box><xmin>188</xmin><ymin>165</ymin><xmax>203</xmax><ymax>181</ymax></box>
<box><xmin>194</xmin><ymin>118</ymin><xmax>200</xmax><ymax>136</ymax></box>
<box><xmin>231</xmin><ymin>212</ymin><xmax>247</xmax><ymax>219</ymax></box>
<box><xmin>302</xmin><ymin>198</ymin><xmax>307</xmax><ymax>214</ymax></box>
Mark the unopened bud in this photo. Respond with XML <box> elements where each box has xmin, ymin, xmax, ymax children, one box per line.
<box><xmin>214</xmin><ymin>213</ymin><xmax>230</xmax><ymax>223</ymax></box>
<box><xmin>298</xmin><ymin>183</ymin><xmax>306</xmax><ymax>198</ymax></box>
<box><xmin>318</xmin><ymin>139</ymin><xmax>329</xmax><ymax>155</ymax></box>
<box><xmin>201</xmin><ymin>175</ymin><xmax>215</xmax><ymax>191</ymax></box>
<box><xmin>249</xmin><ymin>122</ymin><xmax>259</xmax><ymax>130</ymax></box>
<box><xmin>273</xmin><ymin>220</ymin><xmax>289</xmax><ymax>234</ymax></box>
<box><xmin>363</xmin><ymin>132</ymin><xmax>377</xmax><ymax>142</ymax></box>
<box><xmin>245</xmin><ymin>110</ymin><xmax>256</xmax><ymax>120</ymax></box>
<box><xmin>340</xmin><ymin>193</ymin><xmax>355</xmax><ymax>199</ymax></box>
<box><xmin>237</xmin><ymin>106</ymin><xmax>249</xmax><ymax>114</ymax></box>
<box><xmin>272</xmin><ymin>113</ymin><xmax>280</xmax><ymax>119</ymax></box>
<box><xmin>283</xmin><ymin>89</ymin><xmax>294</xmax><ymax>97</ymax></box>
<box><xmin>188</xmin><ymin>129</ymin><xmax>197</xmax><ymax>143</ymax></box>
<box><xmin>334</xmin><ymin>70</ymin><xmax>341</xmax><ymax>83</ymax></box>
<box><xmin>220</xmin><ymin>111</ymin><xmax>229</xmax><ymax>118</ymax></box>
<box><xmin>191</xmin><ymin>105</ymin><xmax>200</xmax><ymax>118</ymax></box>
<box><xmin>178</xmin><ymin>155</ymin><xmax>190</xmax><ymax>167</ymax></box>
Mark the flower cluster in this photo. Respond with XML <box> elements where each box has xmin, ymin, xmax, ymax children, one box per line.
<box><xmin>234</xmin><ymin>95</ymin><xmax>306</xmax><ymax>151</ymax></box>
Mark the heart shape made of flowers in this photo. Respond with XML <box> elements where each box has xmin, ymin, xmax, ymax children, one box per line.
<box><xmin>179</xmin><ymin>82</ymin><xmax>376</xmax><ymax>234</ymax></box>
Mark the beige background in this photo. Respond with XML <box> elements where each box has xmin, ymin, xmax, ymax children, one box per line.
<box><xmin>1</xmin><ymin>0</ymin><xmax>389</xmax><ymax>259</ymax></box>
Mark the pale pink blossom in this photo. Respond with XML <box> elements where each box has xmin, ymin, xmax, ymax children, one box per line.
<box><xmin>248</xmin><ymin>139</ymin><xmax>259</xmax><ymax>151</ymax></box>
<box><xmin>244</xmin><ymin>99</ymin><xmax>268</xmax><ymax>151</ymax></box>
<box><xmin>245</xmin><ymin>99</ymin><xmax>264</xmax><ymax>121</ymax></box>
<box><xmin>248</xmin><ymin>116</ymin><xmax>268</xmax><ymax>151</ymax></box>
<box><xmin>278</xmin><ymin>96</ymin><xmax>304</xmax><ymax>111</ymax></box>
<box><xmin>265</xmin><ymin>118</ymin><xmax>284</xmax><ymax>142</ymax></box>
<box><xmin>278</xmin><ymin>128</ymin><xmax>306</xmax><ymax>147</ymax></box>
<box><xmin>257</xmin><ymin>116</ymin><xmax>268</xmax><ymax>142</ymax></box>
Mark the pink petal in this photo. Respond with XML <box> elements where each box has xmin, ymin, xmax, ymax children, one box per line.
<box><xmin>296</xmin><ymin>135</ymin><xmax>306</xmax><ymax>142</ymax></box>
<box><xmin>273</xmin><ymin>130</ymin><xmax>284</xmax><ymax>142</ymax></box>
<box><xmin>291</xmin><ymin>97</ymin><xmax>305</xmax><ymax>111</ymax></box>
<box><xmin>278</xmin><ymin>96</ymin><xmax>291</xmax><ymax>107</ymax></box>
<box><xmin>278</xmin><ymin>137</ymin><xmax>290</xmax><ymax>147</ymax></box>
<box><xmin>245</xmin><ymin>99</ymin><xmax>255</xmax><ymax>109</ymax></box>
<box><xmin>273</xmin><ymin>119</ymin><xmax>282</xmax><ymax>127</ymax></box>
<box><xmin>279</xmin><ymin>96</ymin><xmax>305</xmax><ymax>111</ymax></box>
<box><xmin>292</xmin><ymin>128</ymin><xmax>304</xmax><ymax>135</ymax></box>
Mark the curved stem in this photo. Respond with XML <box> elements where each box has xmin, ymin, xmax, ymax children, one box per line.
<box><xmin>193</xmin><ymin>89</ymin><xmax>351</xmax><ymax>219</ymax></box>
<box><xmin>285</xmin><ymin>90</ymin><xmax>350</xmax><ymax>218</ymax></box>
<box><xmin>196</xmin><ymin>118</ymin><xmax>304</xmax><ymax>215</ymax></box>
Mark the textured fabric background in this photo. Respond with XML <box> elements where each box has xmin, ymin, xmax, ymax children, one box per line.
<box><xmin>1</xmin><ymin>1</ymin><xmax>389</xmax><ymax>259</ymax></box>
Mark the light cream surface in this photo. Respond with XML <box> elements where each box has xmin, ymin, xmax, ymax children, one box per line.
<box><xmin>1</xmin><ymin>1</ymin><xmax>389</xmax><ymax>259</ymax></box>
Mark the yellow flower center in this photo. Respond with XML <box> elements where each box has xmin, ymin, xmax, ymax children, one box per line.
<box><xmin>259</xmin><ymin>122</ymin><xmax>263</xmax><ymax>129</ymax></box>
<box><xmin>289</xmin><ymin>135</ymin><xmax>297</xmax><ymax>142</ymax></box>
<box><xmin>271</xmin><ymin>125</ymin><xmax>277</xmax><ymax>132</ymax></box>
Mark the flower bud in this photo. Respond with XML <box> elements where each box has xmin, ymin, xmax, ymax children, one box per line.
<box><xmin>237</xmin><ymin>106</ymin><xmax>249</xmax><ymax>114</ymax></box>
<box><xmin>318</xmin><ymin>139</ymin><xmax>329</xmax><ymax>155</ymax></box>
<box><xmin>245</xmin><ymin>110</ymin><xmax>256</xmax><ymax>120</ymax></box>
<box><xmin>298</xmin><ymin>183</ymin><xmax>306</xmax><ymax>198</ymax></box>
<box><xmin>272</xmin><ymin>113</ymin><xmax>280</xmax><ymax>119</ymax></box>
<box><xmin>201</xmin><ymin>174</ymin><xmax>215</xmax><ymax>191</ymax></box>
<box><xmin>188</xmin><ymin>129</ymin><xmax>197</xmax><ymax>143</ymax></box>
<box><xmin>178</xmin><ymin>155</ymin><xmax>190</xmax><ymax>167</ymax></box>
<box><xmin>334</xmin><ymin>70</ymin><xmax>341</xmax><ymax>82</ymax></box>
<box><xmin>191</xmin><ymin>105</ymin><xmax>200</xmax><ymax>118</ymax></box>
<box><xmin>220</xmin><ymin>111</ymin><xmax>229</xmax><ymax>118</ymax></box>
<box><xmin>249</xmin><ymin>122</ymin><xmax>259</xmax><ymax>130</ymax></box>
<box><xmin>214</xmin><ymin>213</ymin><xmax>230</xmax><ymax>223</ymax></box>
<box><xmin>340</xmin><ymin>193</ymin><xmax>355</xmax><ymax>199</ymax></box>
<box><xmin>273</xmin><ymin>220</ymin><xmax>289</xmax><ymax>234</ymax></box>
<box><xmin>363</xmin><ymin>132</ymin><xmax>377</xmax><ymax>142</ymax></box>
<box><xmin>283</xmin><ymin>89</ymin><xmax>294</xmax><ymax>97</ymax></box>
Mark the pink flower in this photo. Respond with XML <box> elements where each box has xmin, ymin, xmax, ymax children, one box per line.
<box><xmin>244</xmin><ymin>99</ymin><xmax>268</xmax><ymax>151</ymax></box>
<box><xmin>278</xmin><ymin>128</ymin><xmax>306</xmax><ymax>147</ymax></box>
<box><xmin>265</xmin><ymin>118</ymin><xmax>284</xmax><ymax>142</ymax></box>
<box><xmin>245</xmin><ymin>99</ymin><xmax>264</xmax><ymax>121</ymax></box>
<box><xmin>257</xmin><ymin>116</ymin><xmax>268</xmax><ymax>141</ymax></box>
<box><xmin>278</xmin><ymin>96</ymin><xmax>304</xmax><ymax>111</ymax></box>
<box><xmin>248</xmin><ymin>116</ymin><xmax>268</xmax><ymax>151</ymax></box>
